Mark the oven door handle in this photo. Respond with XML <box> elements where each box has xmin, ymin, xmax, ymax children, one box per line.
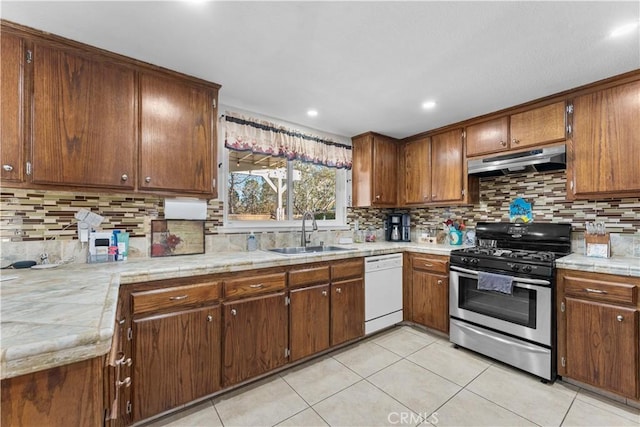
<box><xmin>450</xmin><ymin>265</ymin><xmax>551</xmax><ymax>286</ymax></box>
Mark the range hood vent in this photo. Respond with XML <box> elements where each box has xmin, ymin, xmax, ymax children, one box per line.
<box><xmin>468</xmin><ymin>145</ymin><xmax>566</xmax><ymax>177</ymax></box>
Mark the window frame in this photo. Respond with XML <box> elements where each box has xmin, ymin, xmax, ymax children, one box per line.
<box><xmin>217</xmin><ymin>112</ymin><xmax>350</xmax><ymax>233</ymax></box>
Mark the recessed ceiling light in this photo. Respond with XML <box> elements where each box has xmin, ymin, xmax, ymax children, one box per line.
<box><xmin>422</xmin><ymin>100</ymin><xmax>437</xmax><ymax>110</ymax></box>
<box><xmin>610</xmin><ymin>21</ymin><xmax>640</xmax><ymax>38</ymax></box>
<box><xmin>307</xmin><ymin>109</ymin><xmax>318</xmax><ymax>117</ymax></box>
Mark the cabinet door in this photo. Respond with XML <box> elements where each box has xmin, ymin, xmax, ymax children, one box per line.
<box><xmin>31</xmin><ymin>42</ymin><xmax>136</xmax><ymax>188</ymax></box>
<box><xmin>565</xmin><ymin>298</ymin><xmax>638</xmax><ymax>398</ymax></box>
<box><xmin>351</xmin><ymin>134</ymin><xmax>373</xmax><ymax>207</ymax></box>
<box><xmin>290</xmin><ymin>284</ymin><xmax>330</xmax><ymax>361</ymax></box>
<box><xmin>431</xmin><ymin>129</ymin><xmax>464</xmax><ymax>203</ymax></box>
<box><xmin>570</xmin><ymin>81</ymin><xmax>640</xmax><ymax>198</ymax></box>
<box><xmin>140</xmin><ymin>73</ymin><xmax>215</xmax><ymax>195</ymax></box>
<box><xmin>465</xmin><ymin>116</ymin><xmax>509</xmax><ymax>157</ymax></box>
<box><xmin>132</xmin><ymin>305</ymin><xmax>221</xmax><ymax>422</ymax></box>
<box><xmin>331</xmin><ymin>278</ymin><xmax>364</xmax><ymax>346</ymax></box>
<box><xmin>401</xmin><ymin>137</ymin><xmax>430</xmax><ymax>205</ymax></box>
<box><xmin>509</xmin><ymin>102</ymin><xmax>565</xmax><ymax>149</ymax></box>
<box><xmin>222</xmin><ymin>292</ymin><xmax>288</xmax><ymax>387</ymax></box>
<box><xmin>372</xmin><ymin>136</ymin><xmax>398</xmax><ymax>206</ymax></box>
<box><xmin>411</xmin><ymin>270</ymin><xmax>448</xmax><ymax>333</ymax></box>
<box><xmin>1</xmin><ymin>33</ymin><xmax>24</xmax><ymax>183</ymax></box>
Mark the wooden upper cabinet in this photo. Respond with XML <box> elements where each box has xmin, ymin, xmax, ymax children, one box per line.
<box><xmin>465</xmin><ymin>116</ymin><xmax>509</xmax><ymax>157</ymax></box>
<box><xmin>140</xmin><ymin>73</ymin><xmax>217</xmax><ymax>196</ymax></box>
<box><xmin>466</xmin><ymin>102</ymin><xmax>566</xmax><ymax>158</ymax></box>
<box><xmin>351</xmin><ymin>132</ymin><xmax>398</xmax><ymax>207</ymax></box>
<box><xmin>510</xmin><ymin>101</ymin><xmax>565</xmax><ymax>148</ymax></box>
<box><xmin>1</xmin><ymin>32</ymin><xmax>24</xmax><ymax>183</ymax></box>
<box><xmin>431</xmin><ymin>128</ymin><xmax>465</xmax><ymax>203</ymax></box>
<box><xmin>568</xmin><ymin>80</ymin><xmax>640</xmax><ymax>199</ymax></box>
<box><xmin>31</xmin><ymin>42</ymin><xmax>136</xmax><ymax>188</ymax></box>
<box><xmin>400</xmin><ymin>137</ymin><xmax>430</xmax><ymax>205</ymax></box>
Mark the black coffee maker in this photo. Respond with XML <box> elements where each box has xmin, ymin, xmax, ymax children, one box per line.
<box><xmin>385</xmin><ymin>213</ymin><xmax>411</xmax><ymax>242</ymax></box>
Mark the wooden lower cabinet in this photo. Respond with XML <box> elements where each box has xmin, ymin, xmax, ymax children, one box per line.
<box><xmin>407</xmin><ymin>253</ymin><xmax>450</xmax><ymax>333</ymax></box>
<box><xmin>331</xmin><ymin>278</ymin><xmax>365</xmax><ymax>346</ymax></box>
<box><xmin>222</xmin><ymin>292</ymin><xmax>289</xmax><ymax>387</ymax></box>
<box><xmin>557</xmin><ymin>269</ymin><xmax>640</xmax><ymax>400</ymax></box>
<box><xmin>290</xmin><ymin>284</ymin><xmax>331</xmax><ymax>361</ymax></box>
<box><xmin>1</xmin><ymin>357</ymin><xmax>104</xmax><ymax>427</ymax></box>
<box><xmin>132</xmin><ymin>305</ymin><xmax>221</xmax><ymax>422</ymax></box>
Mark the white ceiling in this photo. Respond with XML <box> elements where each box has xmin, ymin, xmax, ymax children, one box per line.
<box><xmin>2</xmin><ymin>1</ymin><xmax>639</xmax><ymax>139</ymax></box>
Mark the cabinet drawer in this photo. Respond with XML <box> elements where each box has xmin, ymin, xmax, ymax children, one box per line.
<box><xmin>411</xmin><ymin>255</ymin><xmax>449</xmax><ymax>274</ymax></box>
<box><xmin>331</xmin><ymin>258</ymin><xmax>364</xmax><ymax>281</ymax></box>
<box><xmin>564</xmin><ymin>275</ymin><xmax>637</xmax><ymax>306</ymax></box>
<box><xmin>289</xmin><ymin>265</ymin><xmax>330</xmax><ymax>288</ymax></box>
<box><xmin>132</xmin><ymin>281</ymin><xmax>221</xmax><ymax>315</ymax></box>
<box><xmin>224</xmin><ymin>272</ymin><xmax>286</xmax><ymax>299</ymax></box>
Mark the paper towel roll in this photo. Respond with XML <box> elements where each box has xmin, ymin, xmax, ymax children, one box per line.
<box><xmin>164</xmin><ymin>198</ymin><xmax>208</xmax><ymax>220</ymax></box>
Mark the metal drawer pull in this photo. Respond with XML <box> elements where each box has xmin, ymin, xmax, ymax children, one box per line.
<box><xmin>437</xmin><ymin>280</ymin><xmax>443</xmax><ymax>285</ymax></box>
<box><xmin>231</xmin><ymin>309</ymin><xmax>237</xmax><ymax>316</ymax></box>
<box><xmin>321</xmin><ymin>290</ymin><xmax>328</xmax><ymax>296</ymax></box>
<box><xmin>617</xmin><ymin>315</ymin><xmax>624</xmax><ymax>322</ymax></box>
<box><xmin>249</xmin><ymin>284</ymin><xmax>264</xmax><ymax>289</ymax></box>
<box><xmin>115</xmin><ymin>354</ymin><xmax>132</xmax><ymax>367</ymax></box>
<box><xmin>585</xmin><ymin>288</ymin><xmax>607</xmax><ymax>294</ymax></box>
<box><xmin>206</xmin><ymin>315</ymin><xmax>213</xmax><ymax>322</ymax></box>
<box><xmin>169</xmin><ymin>295</ymin><xmax>188</xmax><ymax>301</ymax></box>
<box><xmin>3</xmin><ymin>164</ymin><xmax>14</xmax><ymax>171</ymax></box>
<box><xmin>116</xmin><ymin>377</ymin><xmax>131</xmax><ymax>388</ymax></box>
<box><xmin>336</xmin><ymin>287</ymin><xmax>342</xmax><ymax>294</ymax></box>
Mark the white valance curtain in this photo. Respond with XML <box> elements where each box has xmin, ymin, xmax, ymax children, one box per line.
<box><xmin>224</xmin><ymin>112</ymin><xmax>352</xmax><ymax>169</ymax></box>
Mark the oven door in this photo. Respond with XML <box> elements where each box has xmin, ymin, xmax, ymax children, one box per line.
<box><xmin>449</xmin><ymin>265</ymin><xmax>552</xmax><ymax>346</ymax></box>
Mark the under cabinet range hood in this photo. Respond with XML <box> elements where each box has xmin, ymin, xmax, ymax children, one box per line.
<box><xmin>468</xmin><ymin>145</ymin><xmax>566</xmax><ymax>177</ymax></box>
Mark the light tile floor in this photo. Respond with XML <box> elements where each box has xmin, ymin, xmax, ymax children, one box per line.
<box><xmin>147</xmin><ymin>326</ymin><xmax>640</xmax><ymax>427</ymax></box>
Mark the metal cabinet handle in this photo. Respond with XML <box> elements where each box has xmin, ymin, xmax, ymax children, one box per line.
<box><xmin>3</xmin><ymin>164</ymin><xmax>14</xmax><ymax>172</ymax></box>
<box><xmin>375</xmin><ymin>195</ymin><xmax>381</xmax><ymax>200</ymax></box>
<box><xmin>169</xmin><ymin>295</ymin><xmax>188</xmax><ymax>301</ymax></box>
<box><xmin>145</xmin><ymin>176</ymin><xmax>151</xmax><ymax>183</ymax></box>
<box><xmin>512</xmin><ymin>138</ymin><xmax>520</xmax><ymax>144</ymax></box>
<box><xmin>249</xmin><ymin>284</ymin><xmax>264</xmax><ymax>289</ymax></box>
<box><xmin>500</xmin><ymin>140</ymin><xmax>507</xmax><ymax>147</ymax></box>
<box><xmin>585</xmin><ymin>288</ymin><xmax>607</xmax><ymax>294</ymax></box>
<box><xmin>116</xmin><ymin>377</ymin><xmax>131</xmax><ymax>388</ymax></box>
<box><xmin>617</xmin><ymin>315</ymin><xmax>624</xmax><ymax>322</ymax></box>
<box><xmin>231</xmin><ymin>309</ymin><xmax>237</xmax><ymax>316</ymax></box>
<box><xmin>437</xmin><ymin>280</ymin><xmax>443</xmax><ymax>285</ymax></box>
<box><xmin>336</xmin><ymin>287</ymin><xmax>342</xmax><ymax>294</ymax></box>
<box><xmin>321</xmin><ymin>290</ymin><xmax>328</xmax><ymax>296</ymax></box>
<box><xmin>121</xmin><ymin>174</ymin><xmax>128</xmax><ymax>181</ymax></box>
<box><xmin>206</xmin><ymin>315</ymin><xmax>213</xmax><ymax>322</ymax></box>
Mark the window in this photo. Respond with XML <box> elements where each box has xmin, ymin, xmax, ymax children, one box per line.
<box><xmin>225</xmin><ymin>151</ymin><xmax>347</xmax><ymax>228</ymax></box>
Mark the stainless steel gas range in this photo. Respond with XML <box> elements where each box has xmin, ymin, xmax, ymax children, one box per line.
<box><xmin>449</xmin><ymin>222</ymin><xmax>572</xmax><ymax>382</ymax></box>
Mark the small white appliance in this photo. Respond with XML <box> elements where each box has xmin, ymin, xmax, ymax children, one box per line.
<box><xmin>364</xmin><ymin>253</ymin><xmax>403</xmax><ymax>334</ymax></box>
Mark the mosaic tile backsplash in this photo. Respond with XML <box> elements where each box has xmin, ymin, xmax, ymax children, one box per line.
<box><xmin>1</xmin><ymin>169</ymin><xmax>639</xmax><ymax>262</ymax></box>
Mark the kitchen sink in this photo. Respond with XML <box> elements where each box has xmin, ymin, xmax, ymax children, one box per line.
<box><xmin>267</xmin><ymin>245</ymin><xmax>352</xmax><ymax>255</ymax></box>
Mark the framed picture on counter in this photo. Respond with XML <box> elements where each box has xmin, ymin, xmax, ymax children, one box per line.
<box><xmin>150</xmin><ymin>220</ymin><xmax>205</xmax><ymax>257</ymax></box>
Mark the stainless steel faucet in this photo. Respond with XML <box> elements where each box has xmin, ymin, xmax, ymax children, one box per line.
<box><xmin>301</xmin><ymin>211</ymin><xmax>318</xmax><ymax>247</ymax></box>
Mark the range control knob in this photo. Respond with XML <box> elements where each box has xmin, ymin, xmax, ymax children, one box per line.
<box><xmin>511</xmin><ymin>264</ymin><xmax>521</xmax><ymax>271</ymax></box>
<box><xmin>522</xmin><ymin>265</ymin><xmax>532</xmax><ymax>273</ymax></box>
<box><xmin>470</xmin><ymin>258</ymin><xmax>479</xmax><ymax>265</ymax></box>
<box><xmin>461</xmin><ymin>257</ymin><xmax>469</xmax><ymax>264</ymax></box>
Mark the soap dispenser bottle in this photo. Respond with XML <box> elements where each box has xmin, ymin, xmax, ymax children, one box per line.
<box><xmin>247</xmin><ymin>232</ymin><xmax>257</xmax><ymax>251</ymax></box>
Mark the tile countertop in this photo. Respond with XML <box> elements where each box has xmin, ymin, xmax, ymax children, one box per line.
<box><xmin>2</xmin><ymin>243</ymin><xmax>638</xmax><ymax>380</ymax></box>
<box><xmin>0</xmin><ymin>242</ymin><xmax>461</xmax><ymax>380</ymax></box>
<box><xmin>555</xmin><ymin>253</ymin><xmax>640</xmax><ymax>277</ymax></box>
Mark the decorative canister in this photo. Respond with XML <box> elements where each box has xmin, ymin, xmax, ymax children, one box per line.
<box><xmin>449</xmin><ymin>229</ymin><xmax>464</xmax><ymax>245</ymax></box>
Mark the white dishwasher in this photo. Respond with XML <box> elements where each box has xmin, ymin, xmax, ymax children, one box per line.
<box><xmin>364</xmin><ymin>253</ymin><xmax>403</xmax><ymax>334</ymax></box>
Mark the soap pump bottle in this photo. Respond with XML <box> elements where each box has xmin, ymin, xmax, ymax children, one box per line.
<box><xmin>247</xmin><ymin>232</ymin><xmax>257</xmax><ymax>251</ymax></box>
